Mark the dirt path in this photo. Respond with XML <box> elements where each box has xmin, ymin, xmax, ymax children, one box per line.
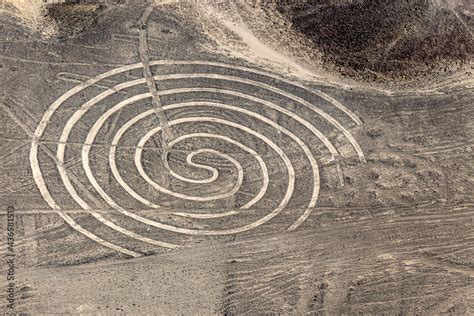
<box><xmin>137</xmin><ymin>5</ymin><xmax>173</xmax><ymax>148</ymax></box>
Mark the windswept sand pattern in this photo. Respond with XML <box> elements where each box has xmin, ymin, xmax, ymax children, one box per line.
<box><xmin>30</xmin><ymin>60</ymin><xmax>365</xmax><ymax>257</ymax></box>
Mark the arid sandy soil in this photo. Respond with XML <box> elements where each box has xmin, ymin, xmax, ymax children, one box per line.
<box><xmin>0</xmin><ymin>1</ymin><xmax>473</xmax><ymax>314</ymax></box>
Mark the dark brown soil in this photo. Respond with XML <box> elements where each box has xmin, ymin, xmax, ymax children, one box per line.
<box><xmin>277</xmin><ymin>0</ymin><xmax>473</xmax><ymax>80</ymax></box>
<box><xmin>46</xmin><ymin>4</ymin><xmax>105</xmax><ymax>39</ymax></box>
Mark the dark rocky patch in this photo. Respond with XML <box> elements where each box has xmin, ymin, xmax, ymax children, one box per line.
<box><xmin>46</xmin><ymin>4</ymin><xmax>106</xmax><ymax>40</ymax></box>
<box><xmin>277</xmin><ymin>0</ymin><xmax>473</xmax><ymax>80</ymax></box>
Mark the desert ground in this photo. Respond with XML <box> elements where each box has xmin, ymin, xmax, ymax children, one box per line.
<box><xmin>0</xmin><ymin>1</ymin><xmax>473</xmax><ymax>314</ymax></box>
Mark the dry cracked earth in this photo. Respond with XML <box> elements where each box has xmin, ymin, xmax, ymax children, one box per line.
<box><xmin>0</xmin><ymin>2</ymin><xmax>473</xmax><ymax>315</ymax></box>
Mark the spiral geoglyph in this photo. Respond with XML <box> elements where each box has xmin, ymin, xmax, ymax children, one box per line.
<box><xmin>30</xmin><ymin>60</ymin><xmax>365</xmax><ymax>257</ymax></box>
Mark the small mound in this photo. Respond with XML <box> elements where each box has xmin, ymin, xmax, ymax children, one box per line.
<box><xmin>277</xmin><ymin>0</ymin><xmax>473</xmax><ymax>80</ymax></box>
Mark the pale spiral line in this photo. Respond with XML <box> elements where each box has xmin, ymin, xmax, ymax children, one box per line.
<box><xmin>84</xmin><ymin>112</ymin><xmax>302</xmax><ymax>235</ymax></box>
<box><xmin>148</xmin><ymin>60</ymin><xmax>363</xmax><ymax>126</ymax></box>
<box><xmin>30</xmin><ymin>60</ymin><xmax>363</xmax><ymax>257</ymax></box>
<box><xmin>104</xmin><ymin>99</ymin><xmax>269</xmax><ymax>214</ymax></box>
<box><xmin>64</xmin><ymin>82</ymin><xmax>327</xmax><ymax>234</ymax></box>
